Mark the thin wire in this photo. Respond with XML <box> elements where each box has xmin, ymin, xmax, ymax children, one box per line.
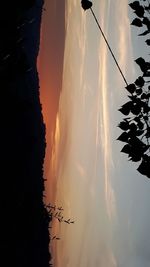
<box><xmin>90</xmin><ymin>7</ymin><xmax>128</xmax><ymax>86</ymax></box>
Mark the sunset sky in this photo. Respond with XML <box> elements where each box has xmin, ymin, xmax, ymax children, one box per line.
<box><xmin>39</xmin><ymin>1</ymin><xmax>150</xmax><ymax>266</ymax></box>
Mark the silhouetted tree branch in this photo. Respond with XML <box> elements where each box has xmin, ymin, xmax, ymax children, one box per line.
<box><xmin>118</xmin><ymin>0</ymin><xmax>150</xmax><ymax>178</ymax></box>
<box><xmin>45</xmin><ymin>203</ymin><xmax>75</xmax><ymax>266</ymax></box>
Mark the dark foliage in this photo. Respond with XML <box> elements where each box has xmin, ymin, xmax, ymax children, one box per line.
<box><xmin>118</xmin><ymin>0</ymin><xmax>150</xmax><ymax>179</ymax></box>
<box><xmin>129</xmin><ymin>1</ymin><xmax>140</xmax><ymax>10</ymax></box>
<box><xmin>0</xmin><ymin>1</ymin><xmax>53</xmax><ymax>267</ymax></box>
<box><xmin>131</xmin><ymin>18</ymin><xmax>143</xmax><ymax>27</ymax></box>
<box><xmin>81</xmin><ymin>0</ymin><xmax>93</xmax><ymax>11</ymax></box>
<box><xmin>145</xmin><ymin>39</ymin><xmax>150</xmax><ymax>45</ymax></box>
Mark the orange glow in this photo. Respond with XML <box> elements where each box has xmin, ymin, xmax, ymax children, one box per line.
<box><xmin>38</xmin><ymin>76</ymin><xmax>60</xmax><ymax>203</ymax></box>
<box><xmin>51</xmin><ymin>114</ymin><xmax>60</xmax><ymax>174</ymax></box>
<box><xmin>37</xmin><ymin>0</ymin><xmax>65</xmax><ymax>204</ymax></box>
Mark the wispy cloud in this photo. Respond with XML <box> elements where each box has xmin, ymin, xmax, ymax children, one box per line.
<box><xmin>51</xmin><ymin>0</ymin><xmax>118</xmax><ymax>266</ymax></box>
<box><xmin>49</xmin><ymin>1</ymin><xmax>137</xmax><ymax>267</ymax></box>
<box><xmin>97</xmin><ymin>0</ymin><xmax>116</xmax><ymax>222</ymax></box>
<box><xmin>117</xmin><ymin>0</ymin><xmax>135</xmax><ymax>81</ymax></box>
<box><xmin>51</xmin><ymin>114</ymin><xmax>60</xmax><ymax>175</ymax></box>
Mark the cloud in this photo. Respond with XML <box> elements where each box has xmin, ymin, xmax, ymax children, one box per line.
<box><xmin>49</xmin><ymin>1</ymin><xmax>150</xmax><ymax>267</ymax></box>
<box><xmin>97</xmin><ymin>0</ymin><xmax>116</xmax><ymax>222</ymax></box>
<box><xmin>51</xmin><ymin>1</ymin><xmax>119</xmax><ymax>266</ymax></box>
<box><xmin>117</xmin><ymin>0</ymin><xmax>135</xmax><ymax>81</ymax></box>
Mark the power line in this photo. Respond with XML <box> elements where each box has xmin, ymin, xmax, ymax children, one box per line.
<box><xmin>90</xmin><ymin>7</ymin><xmax>128</xmax><ymax>86</ymax></box>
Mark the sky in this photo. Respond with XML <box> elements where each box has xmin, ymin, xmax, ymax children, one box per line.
<box><xmin>38</xmin><ymin>0</ymin><xmax>65</xmax><ymax>201</ymax></box>
<box><xmin>39</xmin><ymin>1</ymin><xmax>150</xmax><ymax>266</ymax></box>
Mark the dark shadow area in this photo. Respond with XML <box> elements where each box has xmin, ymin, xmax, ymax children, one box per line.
<box><xmin>0</xmin><ymin>1</ymin><xmax>51</xmax><ymax>266</ymax></box>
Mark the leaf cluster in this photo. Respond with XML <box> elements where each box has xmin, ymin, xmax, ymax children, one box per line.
<box><xmin>130</xmin><ymin>1</ymin><xmax>150</xmax><ymax>42</ymax></box>
<box><xmin>118</xmin><ymin>74</ymin><xmax>150</xmax><ymax>177</ymax></box>
<box><xmin>118</xmin><ymin>1</ymin><xmax>150</xmax><ymax>178</ymax></box>
<box><xmin>130</xmin><ymin>1</ymin><xmax>150</xmax><ymax>26</ymax></box>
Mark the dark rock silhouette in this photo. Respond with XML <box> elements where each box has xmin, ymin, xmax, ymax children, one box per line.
<box><xmin>0</xmin><ymin>1</ymin><xmax>52</xmax><ymax>266</ymax></box>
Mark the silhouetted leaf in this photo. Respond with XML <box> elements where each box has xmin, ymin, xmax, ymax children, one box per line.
<box><xmin>135</xmin><ymin>57</ymin><xmax>147</xmax><ymax>73</ymax></box>
<box><xmin>144</xmin><ymin>115</ymin><xmax>148</xmax><ymax>121</ymax></box>
<box><xmin>129</xmin><ymin>123</ymin><xmax>137</xmax><ymax>132</ymax></box>
<box><xmin>142</xmin><ymin>154</ymin><xmax>149</xmax><ymax>161</ymax></box>
<box><xmin>121</xmin><ymin>144</ymin><xmax>131</xmax><ymax>154</ymax></box>
<box><xmin>145</xmin><ymin>39</ymin><xmax>150</xmax><ymax>46</ymax></box>
<box><xmin>144</xmin><ymin>4</ymin><xmax>150</xmax><ymax>11</ymax></box>
<box><xmin>142</xmin><ymin>144</ymin><xmax>149</xmax><ymax>153</ymax></box>
<box><xmin>138</xmin><ymin>30</ymin><xmax>150</xmax><ymax>36</ymax></box>
<box><xmin>128</xmin><ymin>95</ymin><xmax>137</xmax><ymax>100</ymax></box>
<box><xmin>117</xmin><ymin>132</ymin><xmax>129</xmax><ymax>142</ymax></box>
<box><xmin>129</xmin><ymin>1</ymin><xmax>140</xmax><ymax>10</ymax></box>
<box><xmin>81</xmin><ymin>0</ymin><xmax>93</xmax><ymax>10</ymax></box>
<box><xmin>129</xmin><ymin>153</ymin><xmax>142</xmax><ymax>162</ymax></box>
<box><xmin>136</xmin><ymin>88</ymin><xmax>142</xmax><ymax>95</ymax></box>
<box><xmin>136</xmin><ymin>130</ymin><xmax>144</xmax><ymax>136</ymax></box>
<box><xmin>125</xmin><ymin>83</ymin><xmax>136</xmax><ymax>94</ymax></box>
<box><xmin>143</xmin><ymin>104</ymin><xmax>150</xmax><ymax>113</ymax></box>
<box><xmin>131</xmin><ymin>18</ymin><xmax>143</xmax><ymax>27</ymax></box>
<box><xmin>118</xmin><ymin>120</ymin><xmax>129</xmax><ymax>130</ymax></box>
<box><xmin>141</xmin><ymin>93</ymin><xmax>148</xmax><ymax>99</ymax></box>
<box><xmin>128</xmin><ymin>138</ymin><xmax>149</xmax><ymax>158</ymax></box>
<box><xmin>131</xmin><ymin>103</ymin><xmax>141</xmax><ymax>115</ymax></box>
<box><xmin>137</xmin><ymin>158</ymin><xmax>150</xmax><ymax>177</ymax></box>
<box><xmin>137</xmin><ymin>121</ymin><xmax>144</xmax><ymax>130</ymax></box>
<box><xmin>119</xmin><ymin>101</ymin><xmax>132</xmax><ymax>115</ymax></box>
<box><xmin>135</xmin><ymin>76</ymin><xmax>145</xmax><ymax>87</ymax></box>
<box><xmin>134</xmin><ymin>5</ymin><xmax>144</xmax><ymax>17</ymax></box>
<box><xmin>128</xmin><ymin>136</ymin><xmax>145</xmax><ymax>147</ymax></box>
<box><xmin>143</xmin><ymin>17</ymin><xmax>150</xmax><ymax>31</ymax></box>
<box><xmin>134</xmin><ymin>116</ymin><xmax>141</xmax><ymax>122</ymax></box>
<box><xmin>143</xmin><ymin>71</ymin><xmax>150</xmax><ymax>77</ymax></box>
